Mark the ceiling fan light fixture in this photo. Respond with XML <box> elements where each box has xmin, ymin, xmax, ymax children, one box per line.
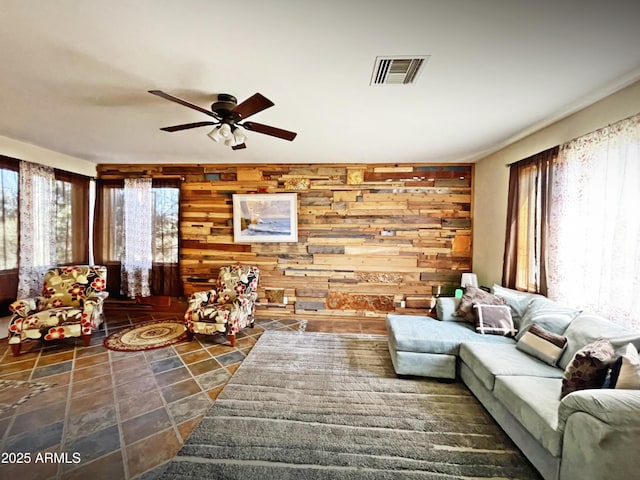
<box><xmin>233</xmin><ymin>127</ymin><xmax>246</xmax><ymax>145</ymax></box>
<box><xmin>218</xmin><ymin>123</ymin><xmax>232</xmax><ymax>139</ymax></box>
<box><xmin>207</xmin><ymin>126</ymin><xmax>222</xmax><ymax>142</ymax></box>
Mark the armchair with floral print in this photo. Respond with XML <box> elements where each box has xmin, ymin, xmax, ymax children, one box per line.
<box><xmin>8</xmin><ymin>265</ymin><xmax>108</xmax><ymax>356</ymax></box>
<box><xmin>184</xmin><ymin>265</ymin><xmax>260</xmax><ymax>347</ymax></box>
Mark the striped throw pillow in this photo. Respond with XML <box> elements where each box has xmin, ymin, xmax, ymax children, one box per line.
<box><xmin>516</xmin><ymin>323</ymin><xmax>568</xmax><ymax>366</ymax></box>
<box><xmin>473</xmin><ymin>304</ymin><xmax>516</xmax><ymax>336</ymax></box>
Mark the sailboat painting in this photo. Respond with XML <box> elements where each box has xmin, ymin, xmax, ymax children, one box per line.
<box><xmin>233</xmin><ymin>193</ymin><xmax>298</xmax><ymax>243</ymax></box>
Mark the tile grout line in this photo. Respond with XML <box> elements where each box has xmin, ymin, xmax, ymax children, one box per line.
<box><xmin>56</xmin><ymin>340</ymin><xmax>79</xmax><ymax>479</ymax></box>
<box><xmin>109</xmin><ymin>342</ymin><xmax>131</xmax><ymax>479</ymax></box>
<box><xmin>58</xmin><ymin>319</ymin><xmax>128</xmax><ymax>478</ymax></box>
<box><xmin>130</xmin><ymin>323</ymin><xmax>268</xmax><ymax>478</ymax></box>
<box><xmin>113</xmin><ymin>310</ymin><xmax>139</xmax><ymax>479</ymax></box>
<box><xmin>132</xmin><ymin>325</ymin><xmax>202</xmax><ymax>479</ymax></box>
<box><xmin>0</xmin><ymin>350</ymin><xmax>21</xmax><ymax>452</ymax></box>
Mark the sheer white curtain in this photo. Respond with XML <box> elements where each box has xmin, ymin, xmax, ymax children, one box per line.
<box><xmin>121</xmin><ymin>177</ymin><xmax>153</xmax><ymax>298</ymax></box>
<box><xmin>17</xmin><ymin>161</ymin><xmax>56</xmax><ymax>297</ymax></box>
<box><xmin>547</xmin><ymin>114</ymin><xmax>640</xmax><ymax>331</ymax></box>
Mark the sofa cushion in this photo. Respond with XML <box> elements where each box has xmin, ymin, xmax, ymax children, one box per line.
<box><xmin>387</xmin><ymin>348</ymin><xmax>457</xmax><ymax>379</ymax></box>
<box><xmin>557</xmin><ymin>313</ymin><xmax>640</xmax><ymax>370</ymax></box>
<box><xmin>610</xmin><ymin>343</ymin><xmax>640</xmax><ymax>390</ymax></box>
<box><xmin>491</xmin><ymin>284</ymin><xmax>541</xmax><ymax>329</ymax></box>
<box><xmin>386</xmin><ymin>314</ymin><xmax>513</xmax><ymax>355</ymax></box>
<box><xmin>516</xmin><ymin>296</ymin><xmax>580</xmax><ymax>341</ymax></box>
<box><xmin>516</xmin><ymin>323</ymin><xmax>568</xmax><ymax>366</ymax></box>
<box><xmin>561</xmin><ymin>338</ymin><xmax>615</xmax><ymax>399</ymax></box>
<box><xmin>493</xmin><ymin>375</ymin><xmax>563</xmax><ymax>456</ymax></box>
<box><xmin>473</xmin><ymin>304</ymin><xmax>516</xmax><ymax>336</ymax></box>
<box><xmin>435</xmin><ymin>296</ymin><xmax>463</xmax><ymax>321</ymax></box>
<box><xmin>459</xmin><ymin>342</ymin><xmax>563</xmax><ymax>391</ymax></box>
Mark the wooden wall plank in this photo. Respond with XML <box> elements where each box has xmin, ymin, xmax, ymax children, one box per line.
<box><xmin>97</xmin><ymin>162</ymin><xmax>473</xmax><ymax>319</ymax></box>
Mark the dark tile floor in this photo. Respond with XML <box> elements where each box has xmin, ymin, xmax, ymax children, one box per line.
<box><xmin>0</xmin><ymin>305</ymin><xmax>387</xmax><ymax>479</ymax></box>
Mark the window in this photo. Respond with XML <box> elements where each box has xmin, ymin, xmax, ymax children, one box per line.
<box><xmin>513</xmin><ymin>162</ymin><xmax>541</xmax><ymax>291</ymax></box>
<box><xmin>54</xmin><ymin>170</ymin><xmax>90</xmax><ymax>264</ymax></box>
<box><xmin>0</xmin><ymin>164</ymin><xmax>19</xmax><ymax>271</ymax></box>
<box><xmin>95</xmin><ymin>179</ymin><xmax>180</xmax><ymax>297</ymax></box>
<box><xmin>96</xmin><ymin>183</ymin><xmax>124</xmax><ymax>262</ymax></box>
<box><xmin>96</xmin><ymin>182</ymin><xmax>178</xmax><ymax>264</ymax></box>
<box><xmin>547</xmin><ymin>114</ymin><xmax>640</xmax><ymax>331</ymax></box>
<box><xmin>503</xmin><ymin>147</ymin><xmax>557</xmax><ymax>294</ymax></box>
<box><xmin>504</xmin><ymin>114</ymin><xmax>640</xmax><ymax>331</ymax></box>
<box><xmin>153</xmin><ymin>187</ymin><xmax>179</xmax><ymax>263</ymax></box>
<box><xmin>0</xmin><ymin>158</ymin><xmax>19</xmax><ymax>313</ymax></box>
<box><xmin>0</xmin><ymin>158</ymin><xmax>90</xmax><ymax>306</ymax></box>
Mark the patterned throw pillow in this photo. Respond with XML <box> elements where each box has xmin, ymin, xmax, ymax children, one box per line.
<box><xmin>454</xmin><ymin>286</ymin><xmax>505</xmax><ymax>322</ymax></box>
<box><xmin>561</xmin><ymin>338</ymin><xmax>615</xmax><ymax>399</ymax></box>
<box><xmin>473</xmin><ymin>304</ymin><xmax>517</xmax><ymax>336</ymax></box>
<box><xmin>609</xmin><ymin>343</ymin><xmax>640</xmax><ymax>390</ymax></box>
<box><xmin>516</xmin><ymin>323</ymin><xmax>568</xmax><ymax>366</ymax></box>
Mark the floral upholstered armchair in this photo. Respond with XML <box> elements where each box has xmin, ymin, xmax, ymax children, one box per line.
<box><xmin>184</xmin><ymin>265</ymin><xmax>260</xmax><ymax>347</ymax></box>
<box><xmin>8</xmin><ymin>265</ymin><xmax>108</xmax><ymax>356</ymax></box>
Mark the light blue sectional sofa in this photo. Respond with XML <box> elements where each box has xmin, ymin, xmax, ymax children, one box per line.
<box><xmin>386</xmin><ymin>288</ymin><xmax>640</xmax><ymax>480</ymax></box>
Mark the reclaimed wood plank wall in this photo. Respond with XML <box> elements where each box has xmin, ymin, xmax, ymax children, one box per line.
<box><xmin>97</xmin><ymin>163</ymin><xmax>473</xmax><ymax>320</ymax></box>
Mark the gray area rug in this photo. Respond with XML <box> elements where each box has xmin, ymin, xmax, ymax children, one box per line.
<box><xmin>161</xmin><ymin>331</ymin><xmax>540</xmax><ymax>479</ymax></box>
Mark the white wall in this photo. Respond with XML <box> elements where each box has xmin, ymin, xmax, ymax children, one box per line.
<box><xmin>473</xmin><ymin>80</ymin><xmax>640</xmax><ymax>287</ymax></box>
<box><xmin>0</xmin><ymin>135</ymin><xmax>97</xmax><ymax>176</ymax></box>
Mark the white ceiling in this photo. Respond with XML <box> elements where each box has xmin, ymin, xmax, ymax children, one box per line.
<box><xmin>1</xmin><ymin>0</ymin><xmax>639</xmax><ymax>166</ymax></box>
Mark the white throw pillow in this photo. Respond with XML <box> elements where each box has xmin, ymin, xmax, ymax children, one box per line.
<box><xmin>611</xmin><ymin>343</ymin><xmax>640</xmax><ymax>390</ymax></box>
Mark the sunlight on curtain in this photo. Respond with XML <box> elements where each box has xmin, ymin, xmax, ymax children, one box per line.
<box><xmin>17</xmin><ymin>161</ymin><xmax>56</xmax><ymax>297</ymax></box>
<box><xmin>515</xmin><ymin>164</ymin><xmax>542</xmax><ymax>292</ymax></box>
<box><xmin>547</xmin><ymin>114</ymin><xmax>640</xmax><ymax>331</ymax></box>
<box><xmin>101</xmin><ymin>186</ymin><xmax>124</xmax><ymax>262</ymax></box>
<box><xmin>121</xmin><ymin>177</ymin><xmax>152</xmax><ymax>298</ymax></box>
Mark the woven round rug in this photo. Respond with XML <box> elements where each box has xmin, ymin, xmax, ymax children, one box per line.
<box><xmin>104</xmin><ymin>321</ymin><xmax>189</xmax><ymax>352</ymax></box>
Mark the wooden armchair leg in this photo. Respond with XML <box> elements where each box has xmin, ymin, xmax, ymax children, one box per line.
<box><xmin>228</xmin><ymin>333</ymin><xmax>236</xmax><ymax>347</ymax></box>
<box><xmin>10</xmin><ymin>343</ymin><xmax>21</xmax><ymax>357</ymax></box>
<box><xmin>82</xmin><ymin>334</ymin><xmax>91</xmax><ymax>347</ymax></box>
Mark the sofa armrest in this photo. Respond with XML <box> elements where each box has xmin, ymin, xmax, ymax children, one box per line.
<box><xmin>184</xmin><ymin>290</ymin><xmax>217</xmax><ymax>321</ymax></box>
<box><xmin>435</xmin><ymin>297</ymin><xmax>462</xmax><ymax>321</ymax></box>
<box><xmin>9</xmin><ymin>297</ymin><xmax>40</xmax><ymax>318</ymax></box>
<box><xmin>558</xmin><ymin>390</ymin><xmax>640</xmax><ymax>479</ymax></box>
<box><xmin>558</xmin><ymin>388</ymin><xmax>640</xmax><ymax>431</ymax></box>
<box><xmin>84</xmin><ymin>291</ymin><xmax>109</xmax><ymax>306</ymax></box>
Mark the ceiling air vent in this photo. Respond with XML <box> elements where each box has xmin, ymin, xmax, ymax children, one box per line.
<box><xmin>370</xmin><ymin>55</ymin><xmax>429</xmax><ymax>86</ymax></box>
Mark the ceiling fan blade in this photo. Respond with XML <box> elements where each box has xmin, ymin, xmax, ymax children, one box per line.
<box><xmin>243</xmin><ymin>121</ymin><xmax>297</xmax><ymax>141</ymax></box>
<box><xmin>148</xmin><ymin>90</ymin><xmax>219</xmax><ymax>119</ymax></box>
<box><xmin>232</xmin><ymin>93</ymin><xmax>274</xmax><ymax>120</ymax></box>
<box><xmin>160</xmin><ymin>121</ymin><xmax>217</xmax><ymax>132</ymax></box>
<box><xmin>232</xmin><ymin>143</ymin><xmax>247</xmax><ymax>150</ymax></box>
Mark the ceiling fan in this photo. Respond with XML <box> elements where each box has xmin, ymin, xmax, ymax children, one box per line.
<box><xmin>148</xmin><ymin>90</ymin><xmax>297</xmax><ymax>150</ymax></box>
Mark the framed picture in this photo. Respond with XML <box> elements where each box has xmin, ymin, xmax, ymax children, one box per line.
<box><xmin>233</xmin><ymin>193</ymin><xmax>298</xmax><ymax>243</ymax></box>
